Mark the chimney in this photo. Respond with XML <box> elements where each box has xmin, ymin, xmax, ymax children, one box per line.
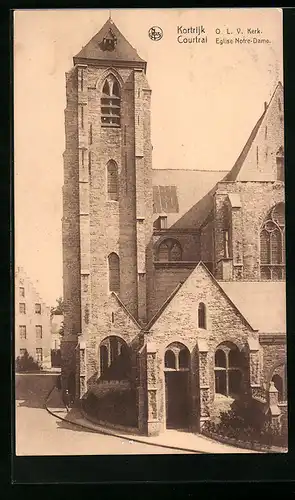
<box><xmin>264</xmin><ymin>101</ymin><xmax>267</xmax><ymax>112</ymax></box>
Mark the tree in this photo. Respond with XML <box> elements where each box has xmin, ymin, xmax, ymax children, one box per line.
<box><xmin>50</xmin><ymin>296</ymin><xmax>64</xmax><ymax>317</ymax></box>
<box><xmin>16</xmin><ymin>350</ymin><xmax>42</xmax><ymax>372</ymax></box>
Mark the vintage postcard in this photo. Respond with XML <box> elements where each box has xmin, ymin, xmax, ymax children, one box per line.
<box><xmin>14</xmin><ymin>8</ymin><xmax>287</xmax><ymax>456</ymax></box>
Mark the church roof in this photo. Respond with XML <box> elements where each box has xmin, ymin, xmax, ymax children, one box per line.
<box><xmin>152</xmin><ymin>169</ymin><xmax>227</xmax><ymax>228</ymax></box>
<box><xmin>225</xmin><ymin>81</ymin><xmax>283</xmax><ymax>182</ymax></box>
<box><xmin>74</xmin><ymin>18</ymin><xmax>146</xmax><ymax>68</ymax></box>
<box><xmin>219</xmin><ymin>281</ymin><xmax>286</xmax><ymax>334</ymax></box>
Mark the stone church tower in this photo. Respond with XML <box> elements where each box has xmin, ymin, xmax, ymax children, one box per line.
<box><xmin>61</xmin><ymin>18</ymin><xmax>153</xmax><ymax>397</ymax></box>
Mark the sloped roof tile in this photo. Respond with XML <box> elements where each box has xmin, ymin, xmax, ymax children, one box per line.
<box><xmin>74</xmin><ymin>18</ymin><xmax>146</xmax><ymax>66</ymax></box>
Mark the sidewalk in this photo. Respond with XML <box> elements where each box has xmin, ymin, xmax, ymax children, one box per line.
<box><xmin>46</xmin><ymin>388</ymin><xmax>259</xmax><ymax>454</ymax></box>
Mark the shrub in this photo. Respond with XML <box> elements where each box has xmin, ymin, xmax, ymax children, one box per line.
<box><xmin>15</xmin><ymin>350</ymin><xmax>42</xmax><ymax>372</ymax></box>
<box><xmin>204</xmin><ymin>402</ymin><xmax>288</xmax><ymax>449</ymax></box>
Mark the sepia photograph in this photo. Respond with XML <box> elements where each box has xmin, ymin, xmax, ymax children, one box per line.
<box><xmin>14</xmin><ymin>8</ymin><xmax>287</xmax><ymax>456</ymax></box>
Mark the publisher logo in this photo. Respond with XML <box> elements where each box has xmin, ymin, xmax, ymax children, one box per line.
<box><xmin>148</xmin><ymin>26</ymin><xmax>163</xmax><ymax>41</ymax></box>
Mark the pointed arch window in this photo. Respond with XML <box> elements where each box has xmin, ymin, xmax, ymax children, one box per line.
<box><xmin>101</xmin><ymin>75</ymin><xmax>121</xmax><ymax>127</ymax></box>
<box><xmin>108</xmin><ymin>253</ymin><xmax>120</xmax><ymax>293</ymax></box>
<box><xmin>107</xmin><ymin>160</ymin><xmax>118</xmax><ymax>201</ymax></box>
<box><xmin>157</xmin><ymin>238</ymin><xmax>182</xmax><ymax>262</ymax></box>
<box><xmin>260</xmin><ymin>203</ymin><xmax>285</xmax><ymax>280</ymax></box>
<box><xmin>198</xmin><ymin>302</ymin><xmax>206</xmax><ymax>329</ymax></box>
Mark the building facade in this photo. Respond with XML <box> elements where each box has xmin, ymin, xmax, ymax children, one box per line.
<box><xmin>61</xmin><ymin>19</ymin><xmax>286</xmax><ymax>436</ymax></box>
<box><xmin>15</xmin><ymin>266</ymin><xmax>52</xmax><ymax>370</ymax></box>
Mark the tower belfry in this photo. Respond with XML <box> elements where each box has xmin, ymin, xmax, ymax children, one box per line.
<box><xmin>62</xmin><ymin>18</ymin><xmax>153</xmax><ymax>399</ymax></box>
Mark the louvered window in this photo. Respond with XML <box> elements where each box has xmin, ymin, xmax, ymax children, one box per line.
<box><xmin>101</xmin><ymin>76</ymin><xmax>121</xmax><ymax>127</ymax></box>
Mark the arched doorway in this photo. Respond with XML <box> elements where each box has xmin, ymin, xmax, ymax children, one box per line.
<box><xmin>164</xmin><ymin>342</ymin><xmax>190</xmax><ymax>429</ymax></box>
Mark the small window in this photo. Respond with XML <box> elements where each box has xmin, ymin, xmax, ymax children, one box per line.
<box><xmin>111</xmin><ymin>312</ymin><xmax>114</xmax><ymax>323</ymax></box>
<box><xmin>35</xmin><ymin>303</ymin><xmax>41</xmax><ymax>314</ymax></box>
<box><xmin>20</xmin><ymin>349</ymin><xmax>26</xmax><ymax>357</ymax></box>
<box><xmin>19</xmin><ymin>325</ymin><xmax>26</xmax><ymax>340</ymax></box>
<box><xmin>159</xmin><ymin>216</ymin><xmax>167</xmax><ymax>229</ymax></box>
<box><xmin>36</xmin><ymin>348</ymin><xmax>43</xmax><ymax>363</ymax></box>
<box><xmin>278</xmin><ymin>98</ymin><xmax>282</xmax><ymax>112</ymax></box>
<box><xmin>19</xmin><ymin>287</ymin><xmax>25</xmax><ymax>297</ymax></box>
<box><xmin>107</xmin><ymin>160</ymin><xmax>119</xmax><ymax>201</ymax></box>
<box><xmin>265</xmin><ymin>126</ymin><xmax>268</xmax><ymax>140</ymax></box>
<box><xmin>179</xmin><ymin>349</ymin><xmax>189</xmax><ymax>369</ymax></box>
<box><xmin>36</xmin><ymin>325</ymin><xmax>42</xmax><ymax>339</ymax></box>
<box><xmin>19</xmin><ymin>303</ymin><xmax>26</xmax><ymax>314</ymax></box>
<box><xmin>198</xmin><ymin>302</ymin><xmax>206</xmax><ymax>329</ymax></box>
<box><xmin>165</xmin><ymin>350</ymin><xmax>176</xmax><ymax>369</ymax></box>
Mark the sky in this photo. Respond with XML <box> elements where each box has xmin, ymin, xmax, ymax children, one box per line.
<box><xmin>14</xmin><ymin>8</ymin><xmax>283</xmax><ymax>306</ymax></box>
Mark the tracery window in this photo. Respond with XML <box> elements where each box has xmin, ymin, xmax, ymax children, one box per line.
<box><xmin>157</xmin><ymin>238</ymin><xmax>182</xmax><ymax>262</ymax></box>
<box><xmin>260</xmin><ymin>203</ymin><xmax>285</xmax><ymax>280</ymax></box>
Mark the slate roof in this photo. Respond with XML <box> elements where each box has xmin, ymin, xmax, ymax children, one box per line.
<box><xmin>152</xmin><ymin>169</ymin><xmax>227</xmax><ymax>228</ymax></box>
<box><xmin>74</xmin><ymin>18</ymin><xmax>146</xmax><ymax>66</ymax></box>
<box><xmin>219</xmin><ymin>281</ymin><xmax>286</xmax><ymax>334</ymax></box>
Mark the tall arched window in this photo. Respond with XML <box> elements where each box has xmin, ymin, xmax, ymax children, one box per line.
<box><xmin>107</xmin><ymin>160</ymin><xmax>118</xmax><ymax>201</ymax></box>
<box><xmin>276</xmin><ymin>146</ymin><xmax>284</xmax><ymax>182</ymax></box>
<box><xmin>198</xmin><ymin>302</ymin><xmax>206</xmax><ymax>329</ymax></box>
<box><xmin>101</xmin><ymin>75</ymin><xmax>121</xmax><ymax>127</ymax></box>
<box><xmin>157</xmin><ymin>238</ymin><xmax>182</xmax><ymax>262</ymax></box>
<box><xmin>260</xmin><ymin>203</ymin><xmax>285</xmax><ymax>280</ymax></box>
<box><xmin>214</xmin><ymin>343</ymin><xmax>242</xmax><ymax>397</ymax></box>
<box><xmin>108</xmin><ymin>253</ymin><xmax>120</xmax><ymax>293</ymax></box>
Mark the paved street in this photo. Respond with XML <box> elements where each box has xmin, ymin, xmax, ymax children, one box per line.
<box><xmin>15</xmin><ymin>374</ymin><xmax>194</xmax><ymax>455</ymax></box>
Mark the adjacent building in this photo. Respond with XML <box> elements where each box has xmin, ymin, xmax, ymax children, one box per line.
<box><xmin>61</xmin><ymin>19</ymin><xmax>286</xmax><ymax>436</ymax></box>
<box><xmin>15</xmin><ymin>266</ymin><xmax>52</xmax><ymax>369</ymax></box>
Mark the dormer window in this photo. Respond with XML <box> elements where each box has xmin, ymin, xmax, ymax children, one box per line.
<box><xmin>101</xmin><ymin>75</ymin><xmax>121</xmax><ymax>127</ymax></box>
<box><xmin>101</xmin><ymin>28</ymin><xmax>117</xmax><ymax>51</ymax></box>
<box><xmin>159</xmin><ymin>215</ymin><xmax>167</xmax><ymax>229</ymax></box>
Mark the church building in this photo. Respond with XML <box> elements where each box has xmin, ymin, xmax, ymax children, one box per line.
<box><xmin>61</xmin><ymin>18</ymin><xmax>287</xmax><ymax>436</ymax></box>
